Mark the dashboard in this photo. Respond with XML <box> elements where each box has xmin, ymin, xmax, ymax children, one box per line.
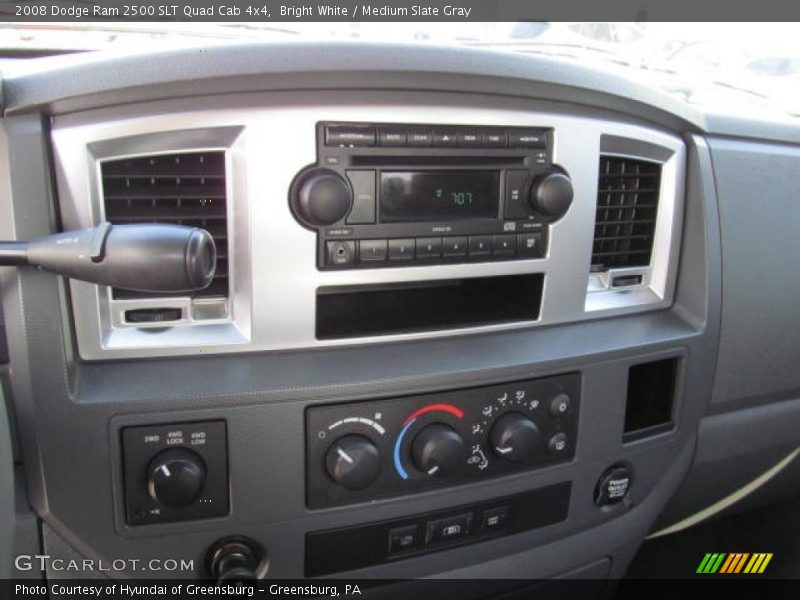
<box><xmin>0</xmin><ymin>42</ymin><xmax>799</xmax><ymax>591</ymax></box>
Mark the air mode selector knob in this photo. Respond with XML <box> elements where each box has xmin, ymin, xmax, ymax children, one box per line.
<box><xmin>411</xmin><ymin>423</ymin><xmax>467</xmax><ymax>478</ymax></box>
<box><xmin>528</xmin><ymin>170</ymin><xmax>574</xmax><ymax>220</ymax></box>
<box><xmin>489</xmin><ymin>412</ymin><xmax>541</xmax><ymax>462</ymax></box>
<box><xmin>292</xmin><ymin>169</ymin><xmax>352</xmax><ymax>227</ymax></box>
<box><xmin>325</xmin><ymin>434</ymin><xmax>381</xmax><ymax>490</ymax></box>
<box><xmin>147</xmin><ymin>447</ymin><xmax>207</xmax><ymax>508</ymax></box>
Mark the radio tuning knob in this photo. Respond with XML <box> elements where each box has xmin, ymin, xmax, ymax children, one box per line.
<box><xmin>325</xmin><ymin>434</ymin><xmax>381</xmax><ymax>490</ymax></box>
<box><xmin>411</xmin><ymin>423</ymin><xmax>467</xmax><ymax>478</ymax></box>
<box><xmin>291</xmin><ymin>168</ymin><xmax>353</xmax><ymax>227</ymax></box>
<box><xmin>528</xmin><ymin>170</ymin><xmax>574</xmax><ymax>220</ymax></box>
<box><xmin>489</xmin><ymin>412</ymin><xmax>541</xmax><ymax>462</ymax></box>
<box><xmin>147</xmin><ymin>447</ymin><xmax>207</xmax><ymax>507</ymax></box>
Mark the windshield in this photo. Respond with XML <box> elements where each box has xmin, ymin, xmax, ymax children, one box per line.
<box><xmin>1</xmin><ymin>22</ymin><xmax>798</xmax><ymax>117</ymax></box>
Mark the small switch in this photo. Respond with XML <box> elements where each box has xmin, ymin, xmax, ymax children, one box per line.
<box><xmin>547</xmin><ymin>432</ymin><xmax>570</xmax><ymax>457</ymax></box>
<box><xmin>426</xmin><ymin>513</ymin><xmax>472</xmax><ymax>546</ymax></box>
<box><xmin>388</xmin><ymin>525</ymin><xmax>420</xmax><ymax>554</ymax></box>
<box><xmin>549</xmin><ymin>393</ymin><xmax>571</xmax><ymax>418</ymax></box>
<box><xmin>468</xmin><ymin>235</ymin><xmax>493</xmax><ymax>258</ymax></box>
<box><xmin>480</xmin><ymin>506</ymin><xmax>509</xmax><ymax>534</ymax></box>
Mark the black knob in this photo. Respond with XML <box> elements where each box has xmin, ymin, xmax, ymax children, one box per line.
<box><xmin>147</xmin><ymin>448</ymin><xmax>206</xmax><ymax>508</ymax></box>
<box><xmin>529</xmin><ymin>170</ymin><xmax>573</xmax><ymax>219</ymax></box>
<box><xmin>292</xmin><ymin>169</ymin><xmax>352</xmax><ymax>227</ymax></box>
<box><xmin>489</xmin><ymin>412</ymin><xmax>541</xmax><ymax>462</ymax></box>
<box><xmin>325</xmin><ymin>434</ymin><xmax>381</xmax><ymax>490</ymax></box>
<box><xmin>411</xmin><ymin>423</ymin><xmax>466</xmax><ymax>478</ymax></box>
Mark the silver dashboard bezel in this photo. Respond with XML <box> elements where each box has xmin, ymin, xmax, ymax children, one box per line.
<box><xmin>51</xmin><ymin>91</ymin><xmax>685</xmax><ymax>360</ymax></box>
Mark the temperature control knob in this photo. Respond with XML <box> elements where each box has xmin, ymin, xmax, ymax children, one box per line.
<box><xmin>292</xmin><ymin>169</ymin><xmax>352</xmax><ymax>227</ymax></box>
<box><xmin>147</xmin><ymin>447</ymin><xmax>207</xmax><ymax>507</ymax></box>
<box><xmin>325</xmin><ymin>434</ymin><xmax>381</xmax><ymax>490</ymax></box>
<box><xmin>528</xmin><ymin>170</ymin><xmax>573</xmax><ymax>220</ymax></box>
<box><xmin>411</xmin><ymin>423</ymin><xmax>466</xmax><ymax>478</ymax></box>
<box><xmin>489</xmin><ymin>412</ymin><xmax>541</xmax><ymax>462</ymax></box>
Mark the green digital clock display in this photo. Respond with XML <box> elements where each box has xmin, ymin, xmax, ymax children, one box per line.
<box><xmin>380</xmin><ymin>171</ymin><xmax>499</xmax><ymax>222</ymax></box>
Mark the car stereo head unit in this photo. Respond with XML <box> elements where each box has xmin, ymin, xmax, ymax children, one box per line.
<box><xmin>289</xmin><ymin>122</ymin><xmax>574</xmax><ymax>270</ymax></box>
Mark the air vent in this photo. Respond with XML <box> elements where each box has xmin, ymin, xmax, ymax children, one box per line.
<box><xmin>100</xmin><ymin>152</ymin><xmax>228</xmax><ymax>299</ymax></box>
<box><xmin>591</xmin><ymin>156</ymin><xmax>661</xmax><ymax>273</ymax></box>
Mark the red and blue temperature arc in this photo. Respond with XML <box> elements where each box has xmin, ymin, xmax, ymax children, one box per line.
<box><xmin>393</xmin><ymin>403</ymin><xmax>464</xmax><ymax>480</ymax></box>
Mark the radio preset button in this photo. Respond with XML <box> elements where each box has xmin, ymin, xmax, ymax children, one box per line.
<box><xmin>416</xmin><ymin>237</ymin><xmax>442</xmax><ymax>260</ymax></box>
<box><xmin>442</xmin><ymin>236</ymin><xmax>468</xmax><ymax>258</ymax></box>
<box><xmin>468</xmin><ymin>235</ymin><xmax>493</xmax><ymax>258</ymax></box>
<box><xmin>325</xmin><ymin>125</ymin><xmax>376</xmax><ymax>147</ymax></box>
<box><xmin>388</xmin><ymin>239</ymin><xmax>415</xmax><ymax>262</ymax></box>
<box><xmin>509</xmin><ymin>130</ymin><xmax>546</xmax><ymax>148</ymax></box>
<box><xmin>326</xmin><ymin>240</ymin><xmax>356</xmax><ymax>266</ymax></box>
<box><xmin>493</xmin><ymin>234</ymin><xmax>517</xmax><ymax>256</ymax></box>
<box><xmin>358</xmin><ymin>240</ymin><xmax>388</xmax><ymax>263</ymax></box>
<box><xmin>379</xmin><ymin>129</ymin><xmax>407</xmax><ymax>147</ymax></box>
<box><xmin>517</xmin><ymin>233</ymin><xmax>544</xmax><ymax>258</ymax></box>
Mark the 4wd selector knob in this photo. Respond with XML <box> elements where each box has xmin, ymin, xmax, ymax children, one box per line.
<box><xmin>292</xmin><ymin>169</ymin><xmax>352</xmax><ymax>227</ymax></box>
<box><xmin>528</xmin><ymin>170</ymin><xmax>573</xmax><ymax>220</ymax></box>
<box><xmin>411</xmin><ymin>423</ymin><xmax>466</xmax><ymax>478</ymax></box>
<box><xmin>489</xmin><ymin>412</ymin><xmax>541</xmax><ymax>462</ymax></box>
<box><xmin>147</xmin><ymin>447</ymin><xmax>207</xmax><ymax>507</ymax></box>
<box><xmin>325</xmin><ymin>434</ymin><xmax>381</xmax><ymax>490</ymax></box>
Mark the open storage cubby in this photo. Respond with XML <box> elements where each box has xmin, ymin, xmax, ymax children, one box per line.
<box><xmin>623</xmin><ymin>358</ymin><xmax>679</xmax><ymax>442</ymax></box>
<box><xmin>316</xmin><ymin>273</ymin><xmax>543</xmax><ymax>340</ymax></box>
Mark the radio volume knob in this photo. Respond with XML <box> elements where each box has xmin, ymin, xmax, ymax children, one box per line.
<box><xmin>292</xmin><ymin>169</ymin><xmax>353</xmax><ymax>227</ymax></box>
<box><xmin>489</xmin><ymin>412</ymin><xmax>541</xmax><ymax>462</ymax></box>
<box><xmin>528</xmin><ymin>170</ymin><xmax>574</xmax><ymax>220</ymax></box>
<box><xmin>325</xmin><ymin>434</ymin><xmax>381</xmax><ymax>490</ymax></box>
<box><xmin>411</xmin><ymin>423</ymin><xmax>466</xmax><ymax>478</ymax></box>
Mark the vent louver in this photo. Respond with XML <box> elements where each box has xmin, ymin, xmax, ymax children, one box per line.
<box><xmin>591</xmin><ymin>156</ymin><xmax>661</xmax><ymax>273</ymax></box>
<box><xmin>100</xmin><ymin>152</ymin><xmax>228</xmax><ymax>299</ymax></box>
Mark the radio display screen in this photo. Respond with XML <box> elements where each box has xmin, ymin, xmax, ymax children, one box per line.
<box><xmin>379</xmin><ymin>171</ymin><xmax>499</xmax><ymax>222</ymax></box>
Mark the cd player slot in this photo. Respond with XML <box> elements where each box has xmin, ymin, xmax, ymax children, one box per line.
<box><xmin>349</xmin><ymin>155</ymin><xmax>527</xmax><ymax>167</ymax></box>
<box><xmin>316</xmin><ymin>273</ymin><xmax>543</xmax><ymax>339</ymax></box>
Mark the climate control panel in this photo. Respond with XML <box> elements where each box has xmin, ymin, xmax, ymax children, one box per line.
<box><xmin>306</xmin><ymin>373</ymin><xmax>580</xmax><ymax>508</ymax></box>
